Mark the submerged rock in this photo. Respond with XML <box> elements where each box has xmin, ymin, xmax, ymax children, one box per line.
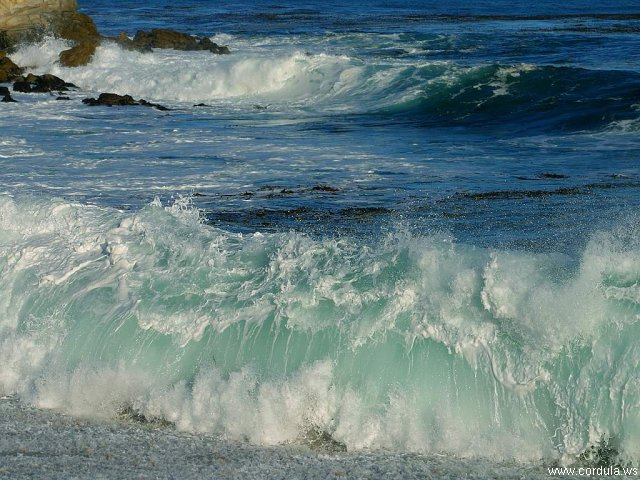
<box><xmin>13</xmin><ymin>73</ymin><xmax>77</xmax><ymax>93</ymax></box>
<box><xmin>82</xmin><ymin>92</ymin><xmax>169</xmax><ymax>111</ymax></box>
<box><xmin>130</xmin><ymin>29</ymin><xmax>230</xmax><ymax>54</ymax></box>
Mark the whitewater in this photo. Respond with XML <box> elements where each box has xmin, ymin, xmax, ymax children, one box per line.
<box><xmin>2</xmin><ymin>0</ymin><xmax>640</xmax><ymax>476</ymax></box>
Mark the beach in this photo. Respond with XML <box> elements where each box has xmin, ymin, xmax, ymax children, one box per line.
<box><xmin>1</xmin><ymin>396</ymin><xmax>568</xmax><ymax>479</ymax></box>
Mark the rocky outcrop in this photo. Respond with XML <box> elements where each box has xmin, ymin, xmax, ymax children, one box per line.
<box><xmin>82</xmin><ymin>92</ymin><xmax>169</xmax><ymax>110</ymax></box>
<box><xmin>126</xmin><ymin>29</ymin><xmax>229</xmax><ymax>54</ymax></box>
<box><xmin>1</xmin><ymin>1</ymin><xmax>230</xmax><ymax>69</ymax></box>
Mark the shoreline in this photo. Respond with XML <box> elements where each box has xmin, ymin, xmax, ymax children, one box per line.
<box><xmin>0</xmin><ymin>396</ymin><xmax>561</xmax><ymax>479</ymax></box>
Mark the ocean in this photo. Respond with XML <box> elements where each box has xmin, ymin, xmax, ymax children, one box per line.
<box><xmin>2</xmin><ymin>0</ymin><xmax>640</xmax><ymax>476</ymax></box>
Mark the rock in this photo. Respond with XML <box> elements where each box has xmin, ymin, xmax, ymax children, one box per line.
<box><xmin>82</xmin><ymin>93</ymin><xmax>138</xmax><ymax>106</ymax></box>
<box><xmin>138</xmin><ymin>99</ymin><xmax>170</xmax><ymax>111</ymax></box>
<box><xmin>0</xmin><ymin>55</ymin><xmax>23</xmax><ymax>82</ymax></box>
<box><xmin>107</xmin><ymin>32</ymin><xmax>151</xmax><ymax>53</ymax></box>
<box><xmin>55</xmin><ymin>12</ymin><xmax>100</xmax><ymax>67</ymax></box>
<box><xmin>55</xmin><ymin>12</ymin><xmax>99</xmax><ymax>44</ymax></box>
<box><xmin>0</xmin><ymin>0</ymin><xmax>79</xmax><ymax>51</ymax></box>
<box><xmin>0</xmin><ymin>1</ymin><xmax>100</xmax><ymax>66</ymax></box>
<box><xmin>311</xmin><ymin>185</ymin><xmax>340</xmax><ymax>192</ymax></box>
<box><xmin>59</xmin><ymin>42</ymin><xmax>97</xmax><ymax>67</ymax></box>
<box><xmin>2</xmin><ymin>94</ymin><xmax>17</xmax><ymax>102</ymax></box>
<box><xmin>56</xmin><ymin>96</ymin><xmax>70</xmax><ymax>100</ymax></box>
<box><xmin>13</xmin><ymin>74</ymin><xmax>77</xmax><ymax>93</ymax></box>
<box><xmin>131</xmin><ymin>29</ymin><xmax>229</xmax><ymax>54</ymax></box>
<box><xmin>198</xmin><ymin>37</ymin><xmax>230</xmax><ymax>54</ymax></box>
<box><xmin>1</xmin><ymin>84</ymin><xmax>17</xmax><ymax>102</ymax></box>
<box><xmin>82</xmin><ymin>92</ymin><xmax>169</xmax><ymax>111</ymax></box>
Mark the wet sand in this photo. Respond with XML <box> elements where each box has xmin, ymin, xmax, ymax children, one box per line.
<box><xmin>0</xmin><ymin>396</ymin><xmax>566</xmax><ymax>479</ymax></box>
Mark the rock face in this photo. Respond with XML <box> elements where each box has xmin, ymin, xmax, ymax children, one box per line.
<box><xmin>0</xmin><ymin>0</ymin><xmax>99</xmax><ymax>66</ymax></box>
<box><xmin>0</xmin><ymin>0</ymin><xmax>77</xmax><ymax>34</ymax></box>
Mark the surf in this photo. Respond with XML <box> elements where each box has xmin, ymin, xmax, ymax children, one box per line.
<box><xmin>8</xmin><ymin>36</ymin><xmax>640</xmax><ymax>133</ymax></box>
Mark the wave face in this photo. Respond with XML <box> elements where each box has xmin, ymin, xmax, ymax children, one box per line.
<box><xmin>11</xmin><ymin>38</ymin><xmax>640</xmax><ymax>132</ymax></box>
<box><xmin>1</xmin><ymin>195</ymin><xmax>640</xmax><ymax>463</ymax></box>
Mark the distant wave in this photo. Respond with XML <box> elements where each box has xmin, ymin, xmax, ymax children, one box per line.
<box><xmin>9</xmin><ymin>38</ymin><xmax>640</xmax><ymax>133</ymax></box>
<box><xmin>1</xmin><ymin>195</ymin><xmax>640</xmax><ymax>464</ymax></box>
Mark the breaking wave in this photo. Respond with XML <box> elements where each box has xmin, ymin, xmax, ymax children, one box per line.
<box><xmin>9</xmin><ymin>37</ymin><xmax>640</xmax><ymax>131</ymax></box>
<box><xmin>1</xmin><ymin>195</ymin><xmax>640</xmax><ymax>464</ymax></box>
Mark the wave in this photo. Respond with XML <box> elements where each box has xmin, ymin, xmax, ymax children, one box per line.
<box><xmin>0</xmin><ymin>195</ymin><xmax>639</xmax><ymax>464</ymax></box>
<box><xmin>9</xmin><ymin>38</ymin><xmax>640</xmax><ymax>132</ymax></box>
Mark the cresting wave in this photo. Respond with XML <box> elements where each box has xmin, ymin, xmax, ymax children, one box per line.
<box><xmin>1</xmin><ymin>195</ymin><xmax>639</xmax><ymax>464</ymax></box>
<box><xmin>10</xmin><ymin>38</ymin><xmax>640</xmax><ymax>131</ymax></box>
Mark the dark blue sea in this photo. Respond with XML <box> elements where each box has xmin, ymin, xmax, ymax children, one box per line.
<box><xmin>1</xmin><ymin>0</ymin><xmax>640</xmax><ymax>471</ymax></box>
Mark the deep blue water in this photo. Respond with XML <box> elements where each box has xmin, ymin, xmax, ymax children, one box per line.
<box><xmin>49</xmin><ymin>0</ymin><xmax>640</xmax><ymax>252</ymax></box>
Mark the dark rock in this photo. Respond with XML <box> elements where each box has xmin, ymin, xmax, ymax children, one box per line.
<box><xmin>82</xmin><ymin>93</ymin><xmax>138</xmax><ymax>106</ymax></box>
<box><xmin>0</xmin><ymin>86</ymin><xmax>9</xmax><ymax>96</ymax></box>
<box><xmin>82</xmin><ymin>92</ymin><xmax>169</xmax><ymax>111</ymax></box>
<box><xmin>13</xmin><ymin>74</ymin><xmax>76</xmax><ymax>93</ymax></box>
<box><xmin>131</xmin><ymin>29</ymin><xmax>230</xmax><ymax>54</ymax></box>
<box><xmin>194</xmin><ymin>103</ymin><xmax>209</xmax><ymax>107</ymax></box>
<box><xmin>59</xmin><ymin>42</ymin><xmax>97</xmax><ymax>67</ymax></box>
<box><xmin>138</xmin><ymin>99</ymin><xmax>170</xmax><ymax>111</ymax></box>
<box><xmin>312</xmin><ymin>185</ymin><xmax>340</xmax><ymax>192</ymax></box>
<box><xmin>539</xmin><ymin>172</ymin><xmax>569</xmax><ymax>179</ymax></box>
<box><xmin>2</xmin><ymin>93</ymin><xmax>17</xmax><ymax>102</ymax></box>
<box><xmin>198</xmin><ymin>37</ymin><xmax>230</xmax><ymax>54</ymax></box>
<box><xmin>56</xmin><ymin>96</ymin><xmax>71</xmax><ymax>100</ymax></box>
<box><xmin>0</xmin><ymin>55</ymin><xmax>23</xmax><ymax>83</ymax></box>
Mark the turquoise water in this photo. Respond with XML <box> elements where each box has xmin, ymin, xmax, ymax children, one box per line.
<box><xmin>1</xmin><ymin>0</ymin><xmax>640</xmax><ymax>466</ymax></box>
